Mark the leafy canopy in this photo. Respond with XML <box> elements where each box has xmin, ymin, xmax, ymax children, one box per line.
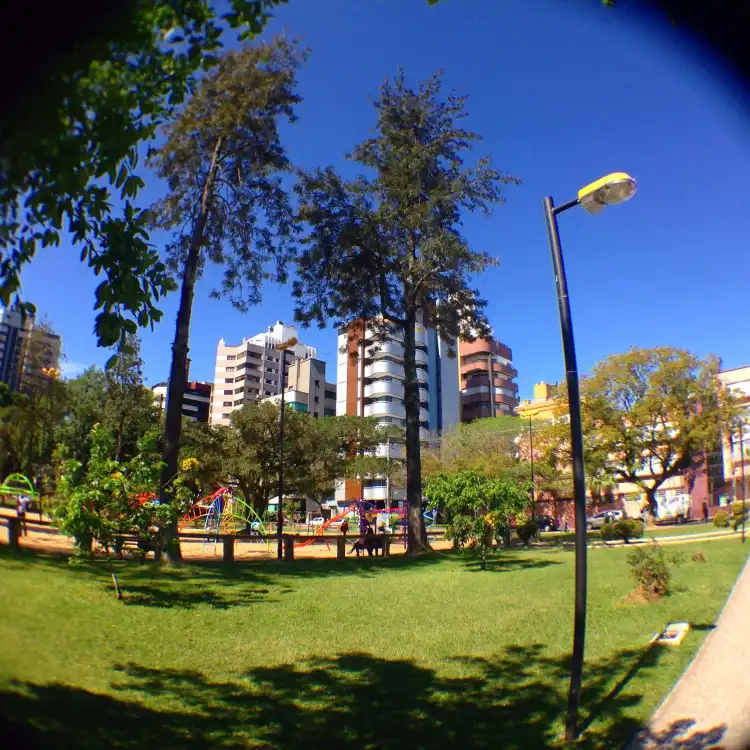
<box><xmin>1</xmin><ymin>1</ymin><xmax>288</xmax><ymax>346</ymax></box>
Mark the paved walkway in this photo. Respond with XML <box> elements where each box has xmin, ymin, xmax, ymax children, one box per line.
<box><xmin>631</xmin><ymin>550</ymin><xmax>750</xmax><ymax>750</ymax></box>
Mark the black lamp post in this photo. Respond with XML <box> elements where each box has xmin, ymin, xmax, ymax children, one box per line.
<box><xmin>543</xmin><ymin>172</ymin><xmax>637</xmax><ymax>742</ymax></box>
<box><xmin>275</xmin><ymin>336</ymin><xmax>298</xmax><ymax>561</ymax></box>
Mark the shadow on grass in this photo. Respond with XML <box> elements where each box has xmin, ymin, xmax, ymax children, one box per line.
<box><xmin>5</xmin><ymin>643</ymin><xmax>740</xmax><ymax>750</ymax></box>
<box><xmin>463</xmin><ymin>556</ymin><xmax>563</xmax><ymax>573</ymax></box>
<box><xmin>0</xmin><ymin>544</ymin><xmax>446</xmax><ymax>609</ymax></box>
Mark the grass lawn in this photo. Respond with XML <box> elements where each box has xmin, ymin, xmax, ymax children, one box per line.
<box><xmin>0</xmin><ymin>540</ymin><xmax>747</xmax><ymax>749</ymax></box>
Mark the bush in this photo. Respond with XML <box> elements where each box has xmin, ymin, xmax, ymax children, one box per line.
<box><xmin>613</xmin><ymin>519</ymin><xmax>645</xmax><ymax>543</ymax></box>
<box><xmin>713</xmin><ymin>510</ymin><xmax>730</xmax><ymax>528</ymax></box>
<box><xmin>691</xmin><ymin>550</ymin><xmax>706</xmax><ymax>563</ymax></box>
<box><xmin>731</xmin><ymin>502</ymin><xmax>748</xmax><ymax>531</ymax></box>
<box><xmin>600</xmin><ymin>523</ymin><xmax>615</xmax><ymax>541</ymax></box>
<box><xmin>626</xmin><ymin>541</ymin><xmax>681</xmax><ymax>600</ymax></box>
<box><xmin>517</xmin><ymin>521</ymin><xmax>539</xmax><ymax>546</ymax></box>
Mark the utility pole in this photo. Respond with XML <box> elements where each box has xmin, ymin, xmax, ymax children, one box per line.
<box><xmin>529</xmin><ymin>416</ymin><xmax>535</xmax><ymax>503</ymax></box>
<box><xmin>386</xmin><ymin>435</ymin><xmax>391</xmax><ymax>509</ymax></box>
<box><xmin>740</xmin><ymin>427</ymin><xmax>746</xmax><ymax>544</ymax></box>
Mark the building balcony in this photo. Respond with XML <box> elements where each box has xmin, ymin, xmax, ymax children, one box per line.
<box><xmin>365</xmin><ymin>401</ymin><xmax>406</xmax><ymax>419</ymax></box>
<box><xmin>365</xmin><ymin>380</ymin><xmax>405</xmax><ymax>399</ymax></box>
<box><xmin>365</xmin><ymin>361</ymin><xmax>404</xmax><ymax>379</ymax></box>
<box><xmin>420</xmin><ymin>427</ymin><xmax>431</xmax><ymax>442</ymax></box>
<box><xmin>366</xmin><ymin>341</ymin><xmax>404</xmax><ymax>360</ymax></box>
<box><xmin>415</xmin><ymin>325</ymin><xmax>428</xmax><ymax>345</ymax></box>
<box><xmin>374</xmin><ymin>442</ymin><xmax>403</xmax><ymax>459</ymax></box>
<box><xmin>414</xmin><ymin>348</ymin><xmax>428</xmax><ymax>365</ymax></box>
<box><xmin>364</xmin><ymin>485</ymin><xmax>389</xmax><ymax>502</ymax></box>
<box><xmin>416</xmin><ymin>368</ymin><xmax>428</xmax><ymax>384</ymax></box>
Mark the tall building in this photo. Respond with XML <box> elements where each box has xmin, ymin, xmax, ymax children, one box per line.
<box><xmin>261</xmin><ymin>357</ymin><xmax>336</xmax><ymax>418</ymax></box>
<box><xmin>335</xmin><ymin>317</ymin><xmax>459</xmax><ymax>507</ymax></box>
<box><xmin>0</xmin><ymin>303</ymin><xmax>61</xmax><ymax>392</ymax></box>
<box><xmin>209</xmin><ymin>321</ymin><xmax>315</xmax><ymax>426</ymax></box>
<box><xmin>152</xmin><ymin>381</ymin><xmax>213</xmax><ymax>422</ymax></box>
<box><xmin>458</xmin><ymin>336</ymin><xmax>519</xmax><ymax>421</ymax></box>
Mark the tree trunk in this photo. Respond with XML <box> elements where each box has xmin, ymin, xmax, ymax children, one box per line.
<box><xmin>645</xmin><ymin>486</ymin><xmax>658</xmax><ymax>518</ymax></box>
<box><xmin>159</xmin><ymin>136</ymin><xmax>224</xmax><ymax>562</ymax></box>
<box><xmin>402</xmin><ymin>307</ymin><xmax>427</xmax><ymax>553</ymax></box>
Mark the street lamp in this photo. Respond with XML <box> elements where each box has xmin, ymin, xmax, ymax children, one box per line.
<box><xmin>543</xmin><ymin>171</ymin><xmax>637</xmax><ymax>742</ymax></box>
<box><xmin>275</xmin><ymin>335</ymin><xmax>298</xmax><ymax>561</ymax></box>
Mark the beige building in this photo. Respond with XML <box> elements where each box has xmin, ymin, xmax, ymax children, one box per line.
<box><xmin>261</xmin><ymin>358</ymin><xmax>337</xmax><ymax>418</ymax></box>
<box><xmin>719</xmin><ymin>365</ymin><xmax>750</xmax><ymax>501</ymax></box>
<box><xmin>209</xmin><ymin>321</ymin><xmax>316</xmax><ymax>426</ymax></box>
<box><xmin>516</xmin><ymin>381</ymin><xmax>559</xmax><ymax>421</ymax></box>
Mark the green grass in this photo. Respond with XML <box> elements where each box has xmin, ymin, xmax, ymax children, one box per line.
<box><xmin>545</xmin><ymin>522</ymin><xmax>733</xmax><ymax>545</ymax></box>
<box><xmin>0</xmin><ymin>541</ymin><xmax>747</xmax><ymax>749</ymax></box>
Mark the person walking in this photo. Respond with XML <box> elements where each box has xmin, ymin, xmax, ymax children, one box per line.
<box><xmin>703</xmin><ymin>501</ymin><xmax>709</xmax><ymax>524</ymax></box>
<box><xmin>16</xmin><ymin>495</ymin><xmax>29</xmax><ymax>537</ymax></box>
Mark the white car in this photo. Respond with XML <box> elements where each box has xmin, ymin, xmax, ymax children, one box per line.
<box><xmin>586</xmin><ymin>510</ymin><xmax>624</xmax><ymax>530</ymax></box>
<box><xmin>310</xmin><ymin>517</ymin><xmax>326</xmax><ymax>526</ymax></box>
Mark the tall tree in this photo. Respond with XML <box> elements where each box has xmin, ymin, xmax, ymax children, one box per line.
<box><xmin>546</xmin><ymin>347</ymin><xmax>739</xmax><ymax>515</ymax></box>
<box><xmin>1</xmin><ymin>1</ymin><xmax>288</xmax><ymax>347</ymax></box>
<box><xmin>149</xmin><ymin>39</ymin><xmax>305</xmax><ymax>558</ymax></box>
<box><xmin>102</xmin><ymin>336</ymin><xmax>159</xmax><ymax>461</ymax></box>
<box><xmin>294</xmin><ymin>71</ymin><xmax>518</xmax><ymax>552</ymax></box>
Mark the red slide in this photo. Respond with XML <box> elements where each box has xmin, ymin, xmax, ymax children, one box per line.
<box><xmin>295</xmin><ymin>505</ymin><xmax>358</xmax><ymax>547</ymax></box>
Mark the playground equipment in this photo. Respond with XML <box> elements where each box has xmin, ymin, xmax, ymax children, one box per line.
<box><xmin>0</xmin><ymin>473</ymin><xmax>39</xmax><ymax>507</ymax></box>
<box><xmin>179</xmin><ymin>487</ymin><xmax>271</xmax><ymax>555</ymax></box>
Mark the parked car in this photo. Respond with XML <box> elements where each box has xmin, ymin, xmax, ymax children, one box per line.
<box><xmin>586</xmin><ymin>510</ymin><xmax>624</xmax><ymax>530</ymax></box>
<box><xmin>310</xmin><ymin>517</ymin><xmax>326</xmax><ymax>527</ymax></box>
<box><xmin>536</xmin><ymin>515</ymin><xmax>560</xmax><ymax>532</ymax></box>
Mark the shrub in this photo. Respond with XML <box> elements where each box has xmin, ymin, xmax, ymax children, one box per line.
<box><xmin>691</xmin><ymin>550</ymin><xmax>706</xmax><ymax>563</ymax></box>
<box><xmin>626</xmin><ymin>541</ymin><xmax>681</xmax><ymax>600</ymax></box>
<box><xmin>731</xmin><ymin>502</ymin><xmax>748</xmax><ymax>531</ymax></box>
<box><xmin>517</xmin><ymin>521</ymin><xmax>539</xmax><ymax>546</ymax></box>
<box><xmin>600</xmin><ymin>523</ymin><xmax>615</xmax><ymax>541</ymax></box>
<box><xmin>713</xmin><ymin>510</ymin><xmax>730</xmax><ymax>528</ymax></box>
<box><xmin>613</xmin><ymin>519</ymin><xmax>645</xmax><ymax>543</ymax></box>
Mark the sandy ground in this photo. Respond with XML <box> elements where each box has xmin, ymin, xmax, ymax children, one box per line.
<box><xmin>0</xmin><ymin>507</ymin><xmax>452</xmax><ymax>561</ymax></box>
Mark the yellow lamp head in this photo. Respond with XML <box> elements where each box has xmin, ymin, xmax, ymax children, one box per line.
<box><xmin>577</xmin><ymin>172</ymin><xmax>637</xmax><ymax>216</ymax></box>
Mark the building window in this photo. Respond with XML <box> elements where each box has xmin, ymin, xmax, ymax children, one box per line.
<box><xmin>226</xmin><ymin>355</ymin><xmax>236</xmax><ymax>360</ymax></box>
<box><xmin>315</xmin><ymin>379</ymin><xmax>320</xmax><ymax>387</ymax></box>
<box><xmin>223</xmin><ymin>390</ymin><xmax>233</xmax><ymax>395</ymax></box>
<box><xmin>223</xmin><ymin>401</ymin><xmax>233</xmax><ymax>407</ymax></box>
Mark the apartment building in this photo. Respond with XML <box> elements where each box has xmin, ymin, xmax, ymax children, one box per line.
<box><xmin>261</xmin><ymin>357</ymin><xmax>336</xmax><ymax>418</ymax></box>
<box><xmin>334</xmin><ymin>317</ymin><xmax>459</xmax><ymax>508</ymax></box>
<box><xmin>458</xmin><ymin>336</ymin><xmax>519</xmax><ymax>421</ymax></box>
<box><xmin>152</xmin><ymin>380</ymin><xmax>213</xmax><ymax>422</ymax></box>
<box><xmin>719</xmin><ymin>365</ymin><xmax>750</xmax><ymax>504</ymax></box>
<box><xmin>209</xmin><ymin>321</ymin><xmax>315</xmax><ymax>426</ymax></box>
<box><xmin>0</xmin><ymin>303</ymin><xmax>61</xmax><ymax>392</ymax></box>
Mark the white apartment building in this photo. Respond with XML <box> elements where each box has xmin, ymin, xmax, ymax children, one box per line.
<box><xmin>334</xmin><ymin>317</ymin><xmax>459</xmax><ymax>508</ymax></box>
<box><xmin>209</xmin><ymin>321</ymin><xmax>315</xmax><ymax>426</ymax></box>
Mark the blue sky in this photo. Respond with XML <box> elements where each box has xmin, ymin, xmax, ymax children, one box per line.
<box><xmin>18</xmin><ymin>0</ymin><xmax>750</xmax><ymax>398</ymax></box>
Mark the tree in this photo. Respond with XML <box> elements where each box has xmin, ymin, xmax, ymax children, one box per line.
<box><xmin>424</xmin><ymin>469</ymin><xmax>531</xmax><ymax>568</ymax></box>
<box><xmin>294</xmin><ymin>70</ymin><xmax>519</xmax><ymax>552</ymax></box>
<box><xmin>1</xmin><ymin>1</ymin><xmax>288</xmax><ymax>347</ymax></box>
<box><xmin>101</xmin><ymin>336</ymin><xmax>159</xmax><ymax>461</ymax></box>
<box><xmin>149</xmin><ymin>39</ymin><xmax>306</xmax><ymax>558</ymax></box>
<box><xmin>548</xmin><ymin>347</ymin><xmax>739</xmax><ymax>516</ymax></box>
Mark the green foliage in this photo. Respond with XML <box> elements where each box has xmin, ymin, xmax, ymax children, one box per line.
<box><xmin>179</xmin><ymin>405</ymin><xmax>383</xmax><ymax>515</ymax></box>
<box><xmin>730</xmin><ymin>501</ymin><xmax>748</xmax><ymax>531</ymax></box>
<box><xmin>626</xmin><ymin>541</ymin><xmax>682</xmax><ymax>600</ymax></box>
<box><xmin>542</xmin><ymin>347</ymin><xmax>741</xmax><ymax>515</ymax></box>
<box><xmin>424</xmin><ymin>469</ymin><xmax>531</xmax><ymax>567</ymax></box>
<box><xmin>294</xmin><ymin>70</ymin><xmax>518</xmax><ymax>551</ymax></box>
<box><xmin>613</xmin><ymin>519</ymin><xmax>645</xmax><ymax>543</ymax></box>
<box><xmin>54</xmin><ymin>425</ymin><xmax>182</xmax><ymax>558</ymax></box>
<box><xmin>517</xmin><ymin>521</ymin><xmax>539</xmax><ymax>546</ymax></box>
<box><xmin>713</xmin><ymin>510</ymin><xmax>730</xmax><ymax>528</ymax></box>
<box><xmin>2</xmin><ymin>1</ymin><xmax>288</xmax><ymax>347</ymax></box>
